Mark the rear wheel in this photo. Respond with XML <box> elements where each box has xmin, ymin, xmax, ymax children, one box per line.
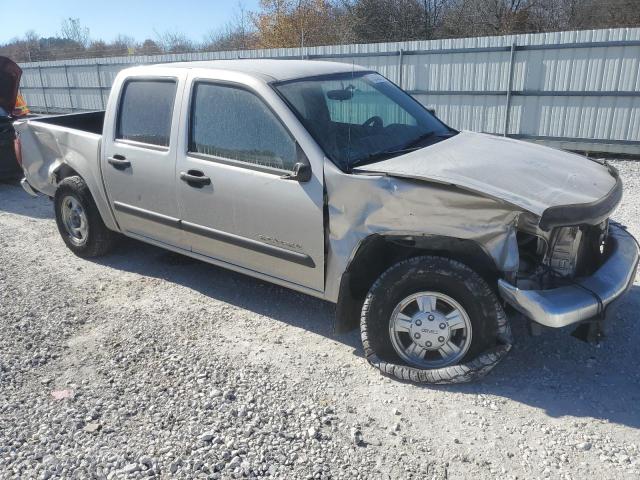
<box><xmin>361</xmin><ymin>255</ymin><xmax>511</xmax><ymax>383</ymax></box>
<box><xmin>54</xmin><ymin>176</ymin><xmax>117</xmax><ymax>257</ymax></box>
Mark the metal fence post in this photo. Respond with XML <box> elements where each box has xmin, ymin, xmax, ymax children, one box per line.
<box><xmin>63</xmin><ymin>65</ymin><xmax>74</xmax><ymax>112</ymax></box>
<box><xmin>96</xmin><ymin>64</ymin><xmax>105</xmax><ymax>110</ymax></box>
<box><xmin>37</xmin><ymin>65</ymin><xmax>49</xmax><ymax>114</ymax></box>
<box><xmin>503</xmin><ymin>42</ymin><xmax>516</xmax><ymax>136</ymax></box>
<box><xmin>398</xmin><ymin>48</ymin><xmax>404</xmax><ymax>88</ymax></box>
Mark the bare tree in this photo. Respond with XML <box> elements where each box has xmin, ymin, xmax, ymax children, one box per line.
<box><xmin>566</xmin><ymin>0</ymin><xmax>640</xmax><ymax>29</ymax></box>
<box><xmin>421</xmin><ymin>0</ymin><xmax>449</xmax><ymax>37</ymax></box>
<box><xmin>110</xmin><ymin>35</ymin><xmax>136</xmax><ymax>55</ymax></box>
<box><xmin>203</xmin><ymin>2</ymin><xmax>256</xmax><ymax>50</ymax></box>
<box><xmin>138</xmin><ymin>39</ymin><xmax>163</xmax><ymax>55</ymax></box>
<box><xmin>155</xmin><ymin>30</ymin><xmax>194</xmax><ymax>53</ymax></box>
<box><xmin>343</xmin><ymin>0</ymin><xmax>434</xmax><ymax>43</ymax></box>
<box><xmin>22</xmin><ymin>31</ymin><xmax>41</xmax><ymax>62</ymax></box>
<box><xmin>86</xmin><ymin>40</ymin><xmax>110</xmax><ymax>58</ymax></box>
<box><xmin>60</xmin><ymin>18</ymin><xmax>90</xmax><ymax>48</ymax></box>
<box><xmin>253</xmin><ymin>0</ymin><xmax>345</xmax><ymax>48</ymax></box>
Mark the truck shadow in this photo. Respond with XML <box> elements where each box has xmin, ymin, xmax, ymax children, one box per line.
<box><xmin>95</xmin><ymin>237</ymin><xmax>359</xmax><ymax>349</ymax></box>
<box><xmin>434</xmin><ymin>285</ymin><xmax>640</xmax><ymax>429</ymax></box>
<box><xmin>96</xmin><ymin>237</ymin><xmax>640</xmax><ymax>430</ymax></box>
<box><xmin>0</xmin><ymin>181</ymin><xmax>54</xmax><ymax>219</ymax></box>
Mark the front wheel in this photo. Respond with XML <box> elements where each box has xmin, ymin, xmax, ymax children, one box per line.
<box><xmin>54</xmin><ymin>176</ymin><xmax>117</xmax><ymax>258</ymax></box>
<box><xmin>388</xmin><ymin>290</ymin><xmax>474</xmax><ymax>369</ymax></box>
<box><xmin>360</xmin><ymin>256</ymin><xmax>512</xmax><ymax>384</ymax></box>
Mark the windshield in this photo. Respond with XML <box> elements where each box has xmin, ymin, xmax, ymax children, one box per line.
<box><xmin>274</xmin><ymin>71</ymin><xmax>453</xmax><ymax>171</ymax></box>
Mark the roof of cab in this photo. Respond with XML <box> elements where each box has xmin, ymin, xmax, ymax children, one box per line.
<box><xmin>149</xmin><ymin>59</ymin><xmax>368</xmax><ymax>82</ymax></box>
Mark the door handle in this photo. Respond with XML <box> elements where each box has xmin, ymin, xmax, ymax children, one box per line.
<box><xmin>180</xmin><ymin>170</ymin><xmax>211</xmax><ymax>187</ymax></box>
<box><xmin>107</xmin><ymin>155</ymin><xmax>131</xmax><ymax>170</ymax></box>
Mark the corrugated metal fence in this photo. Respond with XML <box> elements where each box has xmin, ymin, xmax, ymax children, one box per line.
<box><xmin>18</xmin><ymin>27</ymin><xmax>640</xmax><ymax>155</ymax></box>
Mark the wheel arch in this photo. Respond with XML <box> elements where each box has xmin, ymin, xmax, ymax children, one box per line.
<box><xmin>52</xmin><ymin>161</ymin><xmax>120</xmax><ymax>232</ymax></box>
<box><xmin>335</xmin><ymin>233</ymin><xmax>501</xmax><ymax>333</ymax></box>
<box><xmin>54</xmin><ymin>163</ymin><xmax>81</xmax><ymax>182</ymax></box>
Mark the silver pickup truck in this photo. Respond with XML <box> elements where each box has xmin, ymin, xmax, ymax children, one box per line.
<box><xmin>12</xmin><ymin>60</ymin><xmax>639</xmax><ymax>383</ymax></box>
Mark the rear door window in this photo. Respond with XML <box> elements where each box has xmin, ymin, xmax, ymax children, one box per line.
<box><xmin>116</xmin><ymin>80</ymin><xmax>177</xmax><ymax>147</ymax></box>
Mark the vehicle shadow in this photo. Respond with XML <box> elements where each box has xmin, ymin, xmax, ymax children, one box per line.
<box><xmin>96</xmin><ymin>237</ymin><xmax>640</xmax><ymax>429</ymax></box>
<box><xmin>94</xmin><ymin>237</ymin><xmax>361</xmax><ymax>352</ymax></box>
<box><xmin>434</xmin><ymin>284</ymin><xmax>640</xmax><ymax>429</ymax></box>
<box><xmin>0</xmin><ymin>181</ymin><xmax>53</xmax><ymax>219</ymax></box>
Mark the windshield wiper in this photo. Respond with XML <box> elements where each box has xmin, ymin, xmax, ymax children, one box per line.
<box><xmin>350</xmin><ymin>131</ymin><xmax>437</xmax><ymax>168</ymax></box>
<box><xmin>350</xmin><ymin>145</ymin><xmax>422</xmax><ymax>168</ymax></box>
<box><xmin>350</xmin><ymin>131</ymin><xmax>456</xmax><ymax>169</ymax></box>
<box><xmin>402</xmin><ymin>130</ymin><xmax>437</xmax><ymax>149</ymax></box>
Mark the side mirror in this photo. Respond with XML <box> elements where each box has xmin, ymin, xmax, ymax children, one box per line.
<box><xmin>281</xmin><ymin>143</ymin><xmax>312</xmax><ymax>182</ymax></box>
<box><xmin>281</xmin><ymin>161</ymin><xmax>312</xmax><ymax>182</ymax></box>
<box><xmin>426</xmin><ymin>107</ymin><xmax>436</xmax><ymax>116</ymax></box>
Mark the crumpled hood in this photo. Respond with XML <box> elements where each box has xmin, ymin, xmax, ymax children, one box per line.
<box><xmin>354</xmin><ymin>131</ymin><xmax>618</xmax><ymax>218</ymax></box>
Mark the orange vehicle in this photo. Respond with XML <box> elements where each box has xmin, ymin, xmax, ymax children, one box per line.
<box><xmin>13</xmin><ymin>92</ymin><xmax>30</xmax><ymax>117</ymax></box>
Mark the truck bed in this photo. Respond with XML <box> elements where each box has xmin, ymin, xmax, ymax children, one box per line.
<box><xmin>32</xmin><ymin>111</ymin><xmax>105</xmax><ymax>135</ymax></box>
<box><xmin>16</xmin><ymin>112</ymin><xmax>104</xmax><ymax>197</ymax></box>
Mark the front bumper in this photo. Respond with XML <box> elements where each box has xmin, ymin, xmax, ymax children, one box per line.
<box><xmin>498</xmin><ymin>225</ymin><xmax>639</xmax><ymax>328</ymax></box>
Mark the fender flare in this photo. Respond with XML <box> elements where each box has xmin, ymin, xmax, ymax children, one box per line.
<box><xmin>334</xmin><ymin>233</ymin><xmax>503</xmax><ymax>334</ymax></box>
<box><xmin>52</xmin><ymin>160</ymin><xmax>120</xmax><ymax>232</ymax></box>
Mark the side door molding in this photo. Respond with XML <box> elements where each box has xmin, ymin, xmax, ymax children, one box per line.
<box><xmin>181</xmin><ymin>220</ymin><xmax>315</xmax><ymax>268</ymax></box>
<box><xmin>113</xmin><ymin>200</ymin><xmax>315</xmax><ymax>268</ymax></box>
<box><xmin>113</xmin><ymin>201</ymin><xmax>180</xmax><ymax>228</ymax></box>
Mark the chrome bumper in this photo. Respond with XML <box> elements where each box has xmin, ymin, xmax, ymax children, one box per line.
<box><xmin>498</xmin><ymin>225</ymin><xmax>639</xmax><ymax>328</ymax></box>
<box><xmin>20</xmin><ymin>177</ymin><xmax>39</xmax><ymax>197</ymax></box>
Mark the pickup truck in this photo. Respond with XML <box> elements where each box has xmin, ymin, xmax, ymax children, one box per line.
<box><xmin>12</xmin><ymin>60</ymin><xmax>639</xmax><ymax>383</ymax></box>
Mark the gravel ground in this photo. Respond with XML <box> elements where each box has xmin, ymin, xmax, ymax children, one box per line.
<box><xmin>1</xmin><ymin>160</ymin><xmax>639</xmax><ymax>480</ymax></box>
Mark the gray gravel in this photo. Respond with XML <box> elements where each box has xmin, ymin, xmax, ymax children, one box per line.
<box><xmin>1</xmin><ymin>159</ymin><xmax>640</xmax><ymax>479</ymax></box>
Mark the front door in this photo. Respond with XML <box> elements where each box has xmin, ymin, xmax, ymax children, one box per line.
<box><xmin>102</xmin><ymin>75</ymin><xmax>185</xmax><ymax>248</ymax></box>
<box><xmin>176</xmin><ymin>78</ymin><xmax>325</xmax><ymax>292</ymax></box>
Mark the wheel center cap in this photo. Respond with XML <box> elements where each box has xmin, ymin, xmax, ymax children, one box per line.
<box><xmin>410</xmin><ymin>311</ymin><xmax>450</xmax><ymax>349</ymax></box>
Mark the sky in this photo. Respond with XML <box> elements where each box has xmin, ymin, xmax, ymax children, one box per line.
<box><xmin>1</xmin><ymin>0</ymin><xmax>262</xmax><ymax>44</ymax></box>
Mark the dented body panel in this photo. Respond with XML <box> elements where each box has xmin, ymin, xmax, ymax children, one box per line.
<box><xmin>16</xmin><ymin>119</ymin><xmax>119</xmax><ymax>231</ymax></box>
<box><xmin>356</xmin><ymin>131</ymin><xmax>618</xmax><ymax>218</ymax></box>
<box><xmin>323</xmin><ymin>161</ymin><xmax>522</xmax><ymax>302</ymax></box>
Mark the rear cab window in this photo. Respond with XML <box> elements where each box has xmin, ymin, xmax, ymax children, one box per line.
<box><xmin>188</xmin><ymin>82</ymin><xmax>298</xmax><ymax>172</ymax></box>
<box><xmin>116</xmin><ymin>79</ymin><xmax>177</xmax><ymax>148</ymax></box>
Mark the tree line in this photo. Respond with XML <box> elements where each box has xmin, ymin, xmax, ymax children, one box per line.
<box><xmin>2</xmin><ymin>0</ymin><xmax>639</xmax><ymax>62</ymax></box>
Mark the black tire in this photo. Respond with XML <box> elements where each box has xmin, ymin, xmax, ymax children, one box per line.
<box><xmin>361</xmin><ymin>255</ymin><xmax>512</xmax><ymax>384</ymax></box>
<box><xmin>54</xmin><ymin>176</ymin><xmax>117</xmax><ymax>258</ymax></box>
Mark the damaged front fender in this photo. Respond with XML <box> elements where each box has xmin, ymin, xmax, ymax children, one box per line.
<box><xmin>324</xmin><ymin>161</ymin><xmax>523</xmax><ymax>304</ymax></box>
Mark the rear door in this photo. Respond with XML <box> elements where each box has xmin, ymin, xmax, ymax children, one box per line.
<box><xmin>175</xmin><ymin>72</ymin><xmax>325</xmax><ymax>292</ymax></box>
<box><xmin>102</xmin><ymin>71</ymin><xmax>186</xmax><ymax>248</ymax></box>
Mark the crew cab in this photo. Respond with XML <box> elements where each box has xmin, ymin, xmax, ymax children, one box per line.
<box><xmin>14</xmin><ymin>60</ymin><xmax>639</xmax><ymax>383</ymax></box>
